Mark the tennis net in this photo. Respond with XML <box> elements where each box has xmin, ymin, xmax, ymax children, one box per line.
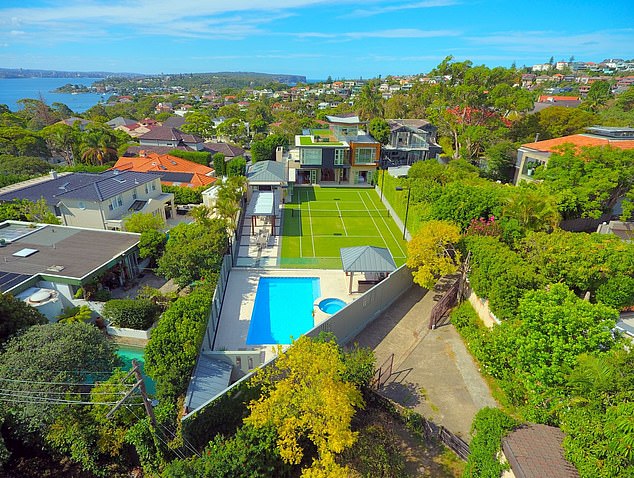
<box><xmin>292</xmin><ymin>208</ymin><xmax>390</xmax><ymax>218</ymax></box>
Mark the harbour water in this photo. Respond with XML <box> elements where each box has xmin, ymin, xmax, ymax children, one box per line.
<box><xmin>0</xmin><ymin>77</ymin><xmax>106</xmax><ymax>113</ymax></box>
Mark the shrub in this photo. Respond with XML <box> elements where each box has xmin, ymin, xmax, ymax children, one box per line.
<box><xmin>463</xmin><ymin>408</ymin><xmax>517</xmax><ymax>478</ymax></box>
<box><xmin>595</xmin><ymin>274</ymin><xmax>634</xmax><ymax>310</ymax></box>
<box><xmin>167</xmin><ymin>149</ymin><xmax>211</xmax><ymax>167</ymax></box>
<box><xmin>102</xmin><ymin>299</ymin><xmax>159</xmax><ymax>330</ymax></box>
<box><xmin>161</xmin><ymin>184</ymin><xmax>208</xmax><ymax>205</ymax></box>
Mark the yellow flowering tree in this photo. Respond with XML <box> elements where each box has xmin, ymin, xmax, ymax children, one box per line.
<box><xmin>245</xmin><ymin>336</ymin><xmax>364</xmax><ymax>477</ymax></box>
<box><xmin>406</xmin><ymin>220</ymin><xmax>462</xmax><ymax>288</ymax></box>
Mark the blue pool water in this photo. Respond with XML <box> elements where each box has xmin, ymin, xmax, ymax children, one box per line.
<box><xmin>246</xmin><ymin>277</ymin><xmax>320</xmax><ymax>345</ymax></box>
<box><xmin>318</xmin><ymin>298</ymin><xmax>346</xmax><ymax>314</ymax></box>
<box><xmin>116</xmin><ymin>345</ymin><xmax>156</xmax><ymax>395</ymax></box>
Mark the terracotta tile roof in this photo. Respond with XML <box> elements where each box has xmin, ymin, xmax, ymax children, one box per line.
<box><xmin>502</xmin><ymin>424</ymin><xmax>579</xmax><ymax>478</ymax></box>
<box><xmin>522</xmin><ymin>134</ymin><xmax>634</xmax><ymax>153</ymax></box>
<box><xmin>112</xmin><ymin>152</ymin><xmax>216</xmax><ymax>188</ymax></box>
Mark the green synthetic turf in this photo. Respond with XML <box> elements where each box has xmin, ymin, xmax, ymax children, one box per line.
<box><xmin>280</xmin><ymin>186</ymin><xmax>408</xmax><ymax>269</ymax></box>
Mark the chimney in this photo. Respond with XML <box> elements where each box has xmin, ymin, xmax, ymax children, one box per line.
<box><xmin>50</xmin><ymin>170</ymin><xmax>58</xmax><ymax>180</ymax></box>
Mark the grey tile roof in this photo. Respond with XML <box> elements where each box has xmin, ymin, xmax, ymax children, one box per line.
<box><xmin>184</xmin><ymin>355</ymin><xmax>233</xmax><ymax>412</ymax></box>
<box><xmin>0</xmin><ymin>171</ymin><xmax>160</xmax><ymax>205</ymax></box>
<box><xmin>340</xmin><ymin>246</ymin><xmax>397</xmax><ymax>272</ymax></box>
<box><xmin>247</xmin><ymin>160</ymin><xmax>286</xmax><ymax>184</ymax></box>
<box><xmin>138</xmin><ymin>126</ymin><xmax>204</xmax><ymax>144</ymax></box>
<box><xmin>502</xmin><ymin>424</ymin><xmax>580</xmax><ymax>478</ymax></box>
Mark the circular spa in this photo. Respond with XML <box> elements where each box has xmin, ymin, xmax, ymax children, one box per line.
<box><xmin>317</xmin><ymin>298</ymin><xmax>346</xmax><ymax>315</ymax></box>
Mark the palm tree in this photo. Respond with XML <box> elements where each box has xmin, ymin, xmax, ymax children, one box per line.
<box><xmin>354</xmin><ymin>83</ymin><xmax>384</xmax><ymax>121</ymax></box>
<box><xmin>503</xmin><ymin>187</ymin><xmax>561</xmax><ymax>232</ymax></box>
<box><xmin>80</xmin><ymin>130</ymin><xmax>117</xmax><ymax>165</ymax></box>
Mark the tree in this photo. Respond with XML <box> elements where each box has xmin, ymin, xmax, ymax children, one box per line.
<box><xmin>157</xmin><ymin>220</ymin><xmax>228</xmax><ymax>288</ymax></box>
<box><xmin>536</xmin><ymin>146</ymin><xmax>634</xmax><ymax>219</ymax></box>
<box><xmin>80</xmin><ymin>129</ymin><xmax>118</xmax><ymax>165</ymax></box>
<box><xmin>182</xmin><ymin>111</ymin><xmax>215</xmax><ymax>139</ymax></box>
<box><xmin>537</xmin><ymin>106</ymin><xmax>596</xmax><ymax>139</ymax></box>
<box><xmin>40</xmin><ymin>123</ymin><xmax>80</xmax><ymax>165</ymax></box>
<box><xmin>245</xmin><ymin>336</ymin><xmax>364</xmax><ymax>477</ymax></box>
<box><xmin>227</xmin><ymin>156</ymin><xmax>246</xmax><ymax>177</ymax></box>
<box><xmin>137</xmin><ymin>230</ymin><xmax>166</xmax><ymax>268</ymax></box>
<box><xmin>123</xmin><ymin>211</ymin><xmax>165</xmax><ymax>233</ymax></box>
<box><xmin>0</xmin><ymin>323</ymin><xmax>119</xmax><ymax>433</ymax></box>
<box><xmin>502</xmin><ymin>185</ymin><xmax>560</xmax><ymax>232</ymax></box>
<box><xmin>22</xmin><ymin>197</ymin><xmax>61</xmax><ymax>224</ymax></box>
<box><xmin>0</xmin><ymin>293</ymin><xmax>47</xmax><ymax>344</ymax></box>
<box><xmin>354</xmin><ymin>83</ymin><xmax>384</xmax><ymax>121</ymax></box>
<box><xmin>367</xmin><ymin>118</ymin><xmax>390</xmax><ymax>144</ymax></box>
<box><xmin>214</xmin><ymin>176</ymin><xmax>246</xmax><ymax>229</ymax></box>
<box><xmin>406</xmin><ymin>220</ymin><xmax>462</xmax><ymax>289</ymax></box>
<box><xmin>583</xmin><ymin>81</ymin><xmax>611</xmax><ymax>112</ymax></box>
<box><xmin>212</xmin><ymin>152</ymin><xmax>226</xmax><ymax>177</ymax></box>
<box><xmin>494</xmin><ymin>283</ymin><xmax>618</xmax><ymax>416</ymax></box>
<box><xmin>216</xmin><ymin>117</ymin><xmax>248</xmax><ymax>144</ymax></box>
<box><xmin>250</xmin><ymin>134</ymin><xmax>288</xmax><ymax>163</ymax></box>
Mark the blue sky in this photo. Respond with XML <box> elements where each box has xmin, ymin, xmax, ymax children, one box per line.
<box><xmin>0</xmin><ymin>0</ymin><xmax>632</xmax><ymax>79</ymax></box>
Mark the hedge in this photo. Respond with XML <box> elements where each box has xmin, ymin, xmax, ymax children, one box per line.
<box><xmin>102</xmin><ymin>299</ymin><xmax>159</xmax><ymax>330</ymax></box>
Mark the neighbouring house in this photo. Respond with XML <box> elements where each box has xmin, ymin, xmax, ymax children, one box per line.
<box><xmin>112</xmin><ymin>152</ymin><xmax>217</xmax><ymax>189</ymax></box>
<box><xmin>596</xmin><ymin>220</ymin><xmax>633</xmax><ymax>241</ymax></box>
<box><xmin>57</xmin><ymin>117</ymin><xmax>91</xmax><ymax>130</ymax></box>
<box><xmin>106</xmin><ymin>116</ymin><xmax>137</xmax><ymax>129</ymax></box>
<box><xmin>513</xmin><ymin>126</ymin><xmax>634</xmax><ymax>184</ymax></box>
<box><xmin>382</xmin><ymin>119</ymin><xmax>443</xmax><ymax>166</ymax></box>
<box><xmin>162</xmin><ymin>116</ymin><xmax>187</xmax><ymax>129</ymax></box>
<box><xmin>0</xmin><ymin>221</ymin><xmax>141</xmax><ymax>320</ymax></box>
<box><xmin>0</xmin><ymin>170</ymin><xmax>175</xmax><ymax>231</ymax></box>
<box><xmin>532</xmin><ymin>95</ymin><xmax>582</xmax><ymax>112</ymax></box>
<box><xmin>501</xmin><ymin>424</ymin><xmax>580</xmax><ymax>478</ymax></box>
<box><xmin>136</xmin><ymin>126</ymin><xmax>206</xmax><ymax>151</ymax></box>
<box><xmin>290</xmin><ymin>114</ymin><xmax>380</xmax><ymax>185</ymax></box>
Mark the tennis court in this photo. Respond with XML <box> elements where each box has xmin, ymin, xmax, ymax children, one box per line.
<box><xmin>280</xmin><ymin>186</ymin><xmax>408</xmax><ymax>269</ymax></box>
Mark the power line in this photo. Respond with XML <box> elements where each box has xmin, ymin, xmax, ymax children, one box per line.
<box><xmin>0</xmin><ymin>388</ymin><xmax>130</xmax><ymax>396</ymax></box>
<box><xmin>0</xmin><ymin>396</ymin><xmax>141</xmax><ymax>406</ymax></box>
<box><xmin>0</xmin><ymin>377</ymin><xmax>135</xmax><ymax>387</ymax></box>
<box><xmin>125</xmin><ymin>406</ymin><xmax>188</xmax><ymax>461</ymax></box>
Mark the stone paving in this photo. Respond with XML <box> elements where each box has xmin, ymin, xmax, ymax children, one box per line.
<box><xmin>351</xmin><ymin>283</ymin><xmax>497</xmax><ymax>440</ymax></box>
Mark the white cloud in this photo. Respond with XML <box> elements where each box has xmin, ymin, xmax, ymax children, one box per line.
<box><xmin>293</xmin><ymin>28</ymin><xmax>460</xmax><ymax>39</ymax></box>
<box><xmin>345</xmin><ymin>0</ymin><xmax>458</xmax><ymax>18</ymax></box>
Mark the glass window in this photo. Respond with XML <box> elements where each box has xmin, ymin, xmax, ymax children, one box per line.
<box><xmin>133</xmin><ymin>189</ymin><xmax>137</xmax><ymax>200</ymax></box>
<box><xmin>334</xmin><ymin>149</ymin><xmax>345</xmax><ymax>165</ymax></box>
<box><xmin>117</xmin><ymin>195</ymin><xmax>123</xmax><ymax>207</ymax></box>
<box><xmin>151</xmin><ymin>182</ymin><xmax>156</xmax><ymax>191</ymax></box>
<box><xmin>300</xmin><ymin>148</ymin><xmax>322</xmax><ymax>165</ymax></box>
<box><xmin>354</xmin><ymin>148</ymin><xmax>376</xmax><ymax>164</ymax></box>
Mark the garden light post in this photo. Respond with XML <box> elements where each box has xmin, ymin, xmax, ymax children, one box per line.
<box><xmin>395</xmin><ymin>185</ymin><xmax>411</xmax><ymax>240</ymax></box>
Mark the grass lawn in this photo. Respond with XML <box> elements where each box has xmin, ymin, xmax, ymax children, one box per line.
<box><xmin>280</xmin><ymin>186</ymin><xmax>408</xmax><ymax>269</ymax></box>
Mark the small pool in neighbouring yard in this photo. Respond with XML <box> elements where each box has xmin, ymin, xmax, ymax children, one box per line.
<box><xmin>246</xmin><ymin>277</ymin><xmax>320</xmax><ymax>345</ymax></box>
<box><xmin>318</xmin><ymin>298</ymin><xmax>346</xmax><ymax>314</ymax></box>
<box><xmin>116</xmin><ymin>345</ymin><xmax>156</xmax><ymax>395</ymax></box>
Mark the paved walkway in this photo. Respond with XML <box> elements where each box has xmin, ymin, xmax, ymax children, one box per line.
<box><xmin>351</xmin><ymin>282</ymin><xmax>497</xmax><ymax>440</ymax></box>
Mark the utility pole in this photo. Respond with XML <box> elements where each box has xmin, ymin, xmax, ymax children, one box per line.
<box><xmin>106</xmin><ymin>359</ymin><xmax>155</xmax><ymax>426</ymax></box>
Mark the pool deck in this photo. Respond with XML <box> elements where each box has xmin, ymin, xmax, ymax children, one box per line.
<box><xmin>213</xmin><ymin>268</ymin><xmax>355</xmax><ymax>360</ymax></box>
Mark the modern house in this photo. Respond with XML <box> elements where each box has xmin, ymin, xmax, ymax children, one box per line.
<box><xmin>112</xmin><ymin>152</ymin><xmax>217</xmax><ymax>189</ymax></box>
<box><xmin>291</xmin><ymin>114</ymin><xmax>381</xmax><ymax>185</ymax></box>
<box><xmin>0</xmin><ymin>221</ymin><xmax>141</xmax><ymax>319</ymax></box>
<box><xmin>0</xmin><ymin>171</ymin><xmax>175</xmax><ymax>231</ymax></box>
<box><xmin>513</xmin><ymin>126</ymin><xmax>634</xmax><ymax>184</ymax></box>
<box><xmin>382</xmin><ymin>119</ymin><xmax>442</xmax><ymax>166</ymax></box>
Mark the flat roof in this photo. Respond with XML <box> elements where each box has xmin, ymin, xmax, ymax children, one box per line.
<box><xmin>0</xmin><ymin>222</ymin><xmax>140</xmax><ymax>284</ymax></box>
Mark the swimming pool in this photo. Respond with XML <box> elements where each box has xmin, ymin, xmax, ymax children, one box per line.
<box><xmin>116</xmin><ymin>345</ymin><xmax>156</xmax><ymax>395</ymax></box>
<box><xmin>246</xmin><ymin>277</ymin><xmax>320</xmax><ymax>345</ymax></box>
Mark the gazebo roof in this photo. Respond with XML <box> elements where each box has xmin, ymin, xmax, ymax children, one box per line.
<box><xmin>246</xmin><ymin>190</ymin><xmax>275</xmax><ymax>217</ymax></box>
<box><xmin>340</xmin><ymin>246</ymin><xmax>397</xmax><ymax>273</ymax></box>
<box><xmin>246</xmin><ymin>160</ymin><xmax>286</xmax><ymax>184</ymax></box>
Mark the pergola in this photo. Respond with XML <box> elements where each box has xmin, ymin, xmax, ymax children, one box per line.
<box><xmin>340</xmin><ymin>246</ymin><xmax>397</xmax><ymax>293</ymax></box>
<box><xmin>246</xmin><ymin>190</ymin><xmax>276</xmax><ymax>236</ymax></box>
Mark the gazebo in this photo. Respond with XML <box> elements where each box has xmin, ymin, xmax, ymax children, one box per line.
<box><xmin>340</xmin><ymin>246</ymin><xmax>397</xmax><ymax>293</ymax></box>
<box><xmin>246</xmin><ymin>190</ymin><xmax>276</xmax><ymax>236</ymax></box>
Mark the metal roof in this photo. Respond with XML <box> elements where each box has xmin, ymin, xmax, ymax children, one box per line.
<box><xmin>246</xmin><ymin>191</ymin><xmax>275</xmax><ymax>216</ymax></box>
<box><xmin>340</xmin><ymin>246</ymin><xmax>397</xmax><ymax>272</ymax></box>
<box><xmin>0</xmin><ymin>171</ymin><xmax>160</xmax><ymax>205</ymax></box>
<box><xmin>184</xmin><ymin>355</ymin><xmax>233</xmax><ymax>411</ymax></box>
<box><xmin>247</xmin><ymin>160</ymin><xmax>286</xmax><ymax>184</ymax></box>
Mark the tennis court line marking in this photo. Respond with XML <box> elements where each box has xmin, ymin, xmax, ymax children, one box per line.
<box><xmin>357</xmin><ymin>191</ymin><xmax>391</xmax><ymax>251</ymax></box>
<box><xmin>306</xmin><ymin>190</ymin><xmax>316</xmax><ymax>257</ymax></box>
<box><xmin>312</xmin><ymin>234</ymin><xmax>382</xmax><ymax>238</ymax></box>
<box><xmin>364</xmin><ymin>190</ymin><xmax>407</xmax><ymax>257</ymax></box>
<box><xmin>335</xmin><ymin>201</ymin><xmax>348</xmax><ymax>236</ymax></box>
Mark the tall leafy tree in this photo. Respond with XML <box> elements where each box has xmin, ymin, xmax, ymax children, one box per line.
<box><xmin>80</xmin><ymin>129</ymin><xmax>118</xmax><ymax>165</ymax></box>
<box><xmin>0</xmin><ymin>293</ymin><xmax>47</xmax><ymax>344</ymax></box>
<box><xmin>245</xmin><ymin>336</ymin><xmax>364</xmax><ymax>477</ymax></box>
<box><xmin>354</xmin><ymin>83</ymin><xmax>384</xmax><ymax>121</ymax></box>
